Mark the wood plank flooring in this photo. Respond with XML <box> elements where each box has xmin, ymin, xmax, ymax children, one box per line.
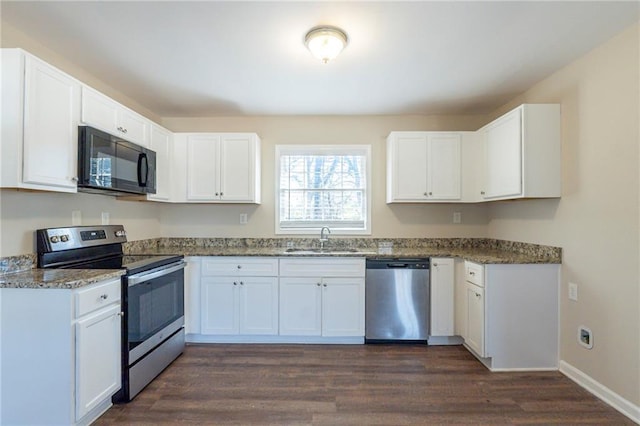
<box><xmin>96</xmin><ymin>344</ymin><xmax>634</xmax><ymax>425</ymax></box>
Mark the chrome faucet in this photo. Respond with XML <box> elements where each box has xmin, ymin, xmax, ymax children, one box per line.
<box><xmin>319</xmin><ymin>226</ymin><xmax>331</xmax><ymax>251</ymax></box>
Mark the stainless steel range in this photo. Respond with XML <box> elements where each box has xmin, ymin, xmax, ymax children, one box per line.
<box><xmin>36</xmin><ymin>225</ymin><xmax>186</xmax><ymax>403</ymax></box>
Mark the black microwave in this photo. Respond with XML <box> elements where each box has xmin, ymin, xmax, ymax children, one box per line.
<box><xmin>78</xmin><ymin>126</ymin><xmax>156</xmax><ymax>196</ymax></box>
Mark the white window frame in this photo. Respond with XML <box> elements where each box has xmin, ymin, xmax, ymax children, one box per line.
<box><xmin>275</xmin><ymin>144</ymin><xmax>372</xmax><ymax>235</ymax></box>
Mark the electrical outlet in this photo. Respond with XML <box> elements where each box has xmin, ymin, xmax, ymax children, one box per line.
<box><xmin>453</xmin><ymin>212</ymin><xmax>461</xmax><ymax>224</ymax></box>
<box><xmin>568</xmin><ymin>282</ymin><xmax>578</xmax><ymax>301</ymax></box>
<box><xmin>239</xmin><ymin>213</ymin><xmax>248</xmax><ymax>225</ymax></box>
<box><xmin>72</xmin><ymin>210</ymin><xmax>82</xmax><ymax>226</ymax></box>
<box><xmin>101</xmin><ymin>212</ymin><xmax>110</xmax><ymax>225</ymax></box>
<box><xmin>578</xmin><ymin>326</ymin><xmax>593</xmax><ymax>349</ymax></box>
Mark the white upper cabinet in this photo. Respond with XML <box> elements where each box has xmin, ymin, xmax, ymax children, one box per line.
<box><xmin>174</xmin><ymin>133</ymin><xmax>261</xmax><ymax>203</ymax></box>
<box><xmin>1</xmin><ymin>48</ymin><xmax>80</xmax><ymax>192</ymax></box>
<box><xmin>480</xmin><ymin>104</ymin><xmax>561</xmax><ymax>200</ymax></box>
<box><xmin>387</xmin><ymin>132</ymin><xmax>461</xmax><ymax>202</ymax></box>
<box><xmin>81</xmin><ymin>86</ymin><xmax>149</xmax><ymax>146</ymax></box>
<box><xmin>147</xmin><ymin>123</ymin><xmax>173</xmax><ymax>201</ymax></box>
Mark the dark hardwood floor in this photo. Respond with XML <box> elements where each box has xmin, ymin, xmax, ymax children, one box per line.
<box><xmin>96</xmin><ymin>344</ymin><xmax>634</xmax><ymax>425</ymax></box>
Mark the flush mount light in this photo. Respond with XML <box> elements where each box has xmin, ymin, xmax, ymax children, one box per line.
<box><xmin>304</xmin><ymin>26</ymin><xmax>348</xmax><ymax>64</ymax></box>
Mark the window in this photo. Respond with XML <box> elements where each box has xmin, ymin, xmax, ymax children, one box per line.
<box><xmin>276</xmin><ymin>145</ymin><xmax>371</xmax><ymax>234</ymax></box>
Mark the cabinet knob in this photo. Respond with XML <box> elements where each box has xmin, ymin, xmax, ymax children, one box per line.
<box><xmin>117</xmin><ymin>311</ymin><xmax>124</xmax><ymax>317</ymax></box>
<box><xmin>237</xmin><ymin>265</ymin><xmax>242</xmax><ymax>269</ymax></box>
<box><xmin>323</xmin><ymin>284</ymin><xmax>327</xmax><ymax>287</ymax></box>
<box><xmin>469</xmin><ymin>271</ymin><xmax>475</xmax><ymax>275</ymax></box>
<box><xmin>317</xmin><ymin>283</ymin><xmax>321</xmax><ymax>287</ymax></box>
<box><xmin>100</xmin><ymin>294</ymin><xmax>108</xmax><ymax>300</ymax></box>
<box><xmin>475</xmin><ymin>293</ymin><xmax>481</xmax><ymax>298</ymax></box>
<box><xmin>428</xmin><ymin>192</ymin><xmax>432</xmax><ymax>196</ymax></box>
<box><xmin>233</xmin><ymin>282</ymin><xmax>237</xmax><ymax>286</ymax></box>
<box><xmin>215</xmin><ymin>192</ymin><xmax>219</xmax><ymax>196</ymax></box>
<box><xmin>240</xmin><ymin>281</ymin><xmax>244</xmax><ymax>285</ymax></box>
<box><xmin>480</xmin><ymin>191</ymin><xmax>485</xmax><ymax>195</ymax></box>
<box><xmin>71</xmin><ymin>176</ymin><xmax>79</xmax><ymax>182</ymax></box>
<box><xmin>433</xmin><ymin>263</ymin><xmax>438</xmax><ymax>267</ymax></box>
<box><xmin>220</xmin><ymin>192</ymin><xmax>224</xmax><ymax>196</ymax></box>
<box><xmin>423</xmin><ymin>192</ymin><xmax>428</xmax><ymax>196</ymax></box>
<box><xmin>123</xmin><ymin>128</ymin><xmax>128</xmax><ymax>134</ymax></box>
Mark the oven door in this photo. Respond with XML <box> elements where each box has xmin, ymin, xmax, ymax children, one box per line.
<box><xmin>126</xmin><ymin>261</ymin><xmax>185</xmax><ymax>364</ymax></box>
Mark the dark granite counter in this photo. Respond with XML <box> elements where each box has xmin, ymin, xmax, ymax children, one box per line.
<box><xmin>0</xmin><ymin>269</ymin><xmax>125</xmax><ymax>290</ymax></box>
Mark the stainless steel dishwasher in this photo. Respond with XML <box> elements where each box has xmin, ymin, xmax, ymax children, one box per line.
<box><xmin>365</xmin><ymin>258</ymin><xmax>430</xmax><ymax>343</ymax></box>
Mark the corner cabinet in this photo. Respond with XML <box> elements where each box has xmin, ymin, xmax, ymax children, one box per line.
<box><xmin>172</xmin><ymin>133</ymin><xmax>261</xmax><ymax>203</ymax></box>
<box><xmin>279</xmin><ymin>258</ymin><xmax>365</xmax><ymax>340</ymax></box>
<box><xmin>480</xmin><ymin>104</ymin><xmax>561</xmax><ymax>200</ymax></box>
<box><xmin>387</xmin><ymin>132</ymin><xmax>462</xmax><ymax>202</ymax></box>
<box><xmin>430</xmin><ymin>258</ymin><xmax>455</xmax><ymax>337</ymax></box>
<box><xmin>147</xmin><ymin>123</ymin><xmax>173</xmax><ymax>202</ymax></box>
<box><xmin>457</xmin><ymin>261</ymin><xmax>559</xmax><ymax>371</ymax></box>
<box><xmin>1</xmin><ymin>48</ymin><xmax>80</xmax><ymax>192</ymax></box>
<box><xmin>0</xmin><ymin>278</ymin><xmax>122</xmax><ymax>425</ymax></box>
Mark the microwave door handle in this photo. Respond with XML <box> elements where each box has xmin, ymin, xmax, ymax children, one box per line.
<box><xmin>137</xmin><ymin>153</ymin><xmax>148</xmax><ymax>187</ymax></box>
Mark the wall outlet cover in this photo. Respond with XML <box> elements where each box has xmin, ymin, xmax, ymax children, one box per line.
<box><xmin>578</xmin><ymin>326</ymin><xmax>593</xmax><ymax>349</ymax></box>
<box><xmin>239</xmin><ymin>213</ymin><xmax>248</xmax><ymax>225</ymax></box>
<box><xmin>453</xmin><ymin>212</ymin><xmax>461</xmax><ymax>224</ymax></box>
<box><xmin>71</xmin><ymin>210</ymin><xmax>82</xmax><ymax>226</ymax></box>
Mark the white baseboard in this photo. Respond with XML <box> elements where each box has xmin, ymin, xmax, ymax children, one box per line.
<box><xmin>559</xmin><ymin>360</ymin><xmax>640</xmax><ymax>424</ymax></box>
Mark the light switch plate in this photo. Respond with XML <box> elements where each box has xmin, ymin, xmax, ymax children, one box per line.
<box><xmin>239</xmin><ymin>213</ymin><xmax>248</xmax><ymax>225</ymax></box>
<box><xmin>568</xmin><ymin>282</ymin><xmax>578</xmax><ymax>301</ymax></box>
<box><xmin>101</xmin><ymin>212</ymin><xmax>110</xmax><ymax>225</ymax></box>
<box><xmin>453</xmin><ymin>212</ymin><xmax>461</xmax><ymax>224</ymax></box>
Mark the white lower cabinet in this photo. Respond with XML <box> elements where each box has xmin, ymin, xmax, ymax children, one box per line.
<box><xmin>457</xmin><ymin>261</ymin><xmax>559</xmax><ymax>371</ymax></box>
<box><xmin>464</xmin><ymin>281</ymin><xmax>485</xmax><ymax>356</ymax></box>
<box><xmin>199</xmin><ymin>257</ymin><xmax>279</xmax><ymax>338</ymax></box>
<box><xmin>279</xmin><ymin>276</ymin><xmax>364</xmax><ymax>337</ymax></box>
<box><xmin>279</xmin><ymin>258</ymin><xmax>365</xmax><ymax>339</ymax></box>
<box><xmin>201</xmin><ymin>276</ymin><xmax>278</xmax><ymax>335</ymax></box>
<box><xmin>0</xmin><ymin>277</ymin><xmax>122</xmax><ymax>425</ymax></box>
<box><xmin>430</xmin><ymin>258</ymin><xmax>455</xmax><ymax>337</ymax></box>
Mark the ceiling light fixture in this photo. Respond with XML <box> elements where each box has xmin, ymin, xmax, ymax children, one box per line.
<box><xmin>304</xmin><ymin>26</ymin><xmax>348</xmax><ymax>64</ymax></box>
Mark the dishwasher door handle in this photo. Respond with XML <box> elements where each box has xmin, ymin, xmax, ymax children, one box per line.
<box><xmin>387</xmin><ymin>263</ymin><xmax>409</xmax><ymax>268</ymax></box>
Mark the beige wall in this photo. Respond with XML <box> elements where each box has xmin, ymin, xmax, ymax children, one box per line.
<box><xmin>0</xmin><ymin>20</ymin><xmax>160</xmax><ymax>123</ymax></box>
<box><xmin>486</xmin><ymin>24</ymin><xmax>640</xmax><ymax>405</ymax></box>
<box><xmin>160</xmin><ymin>115</ymin><xmax>490</xmax><ymax>238</ymax></box>
<box><xmin>0</xmin><ymin>190</ymin><xmax>162</xmax><ymax>257</ymax></box>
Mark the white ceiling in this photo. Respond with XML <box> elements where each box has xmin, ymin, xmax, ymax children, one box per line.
<box><xmin>2</xmin><ymin>1</ymin><xmax>638</xmax><ymax>117</ymax></box>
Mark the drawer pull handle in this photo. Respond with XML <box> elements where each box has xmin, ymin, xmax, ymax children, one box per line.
<box><xmin>100</xmin><ymin>294</ymin><xmax>108</xmax><ymax>300</ymax></box>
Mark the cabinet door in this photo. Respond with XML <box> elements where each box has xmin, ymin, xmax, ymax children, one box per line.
<box><xmin>430</xmin><ymin>258</ymin><xmax>455</xmax><ymax>336</ymax></box>
<box><xmin>187</xmin><ymin>135</ymin><xmax>220</xmax><ymax>201</ymax></box>
<box><xmin>427</xmin><ymin>134</ymin><xmax>461</xmax><ymax>200</ymax></box>
<box><xmin>75</xmin><ymin>304</ymin><xmax>121</xmax><ymax>420</ymax></box>
<box><xmin>465</xmin><ymin>282</ymin><xmax>485</xmax><ymax>357</ymax></box>
<box><xmin>239</xmin><ymin>277</ymin><xmax>279</xmax><ymax>335</ymax></box>
<box><xmin>483</xmin><ymin>108</ymin><xmax>522</xmax><ymax>199</ymax></box>
<box><xmin>22</xmin><ymin>55</ymin><xmax>79</xmax><ymax>190</ymax></box>
<box><xmin>279</xmin><ymin>277</ymin><xmax>322</xmax><ymax>336</ymax></box>
<box><xmin>147</xmin><ymin>124</ymin><xmax>172</xmax><ymax>201</ymax></box>
<box><xmin>119</xmin><ymin>109</ymin><xmax>148</xmax><ymax>146</ymax></box>
<box><xmin>387</xmin><ymin>133</ymin><xmax>428</xmax><ymax>201</ymax></box>
<box><xmin>321</xmin><ymin>277</ymin><xmax>364</xmax><ymax>337</ymax></box>
<box><xmin>219</xmin><ymin>134</ymin><xmax>257</xmax><ymax>202</ymax></box>
<box><xmin>81</xmin><ymin>86</ymin><xmax>119</xmax><ymax>135</ymax></box>
<box><xmin>201</xmin><ymin>277</ymin><xmax>239</xmax><ymax>334</ymax></box>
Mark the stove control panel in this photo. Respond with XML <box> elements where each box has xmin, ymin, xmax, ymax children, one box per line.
<box><xmin>36</xmin><ymin>225</ymin><xmax>127</xmax><ymax>253</ymax></box>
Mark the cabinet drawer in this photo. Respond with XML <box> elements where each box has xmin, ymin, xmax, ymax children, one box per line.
<box><xmin>279</xmin><ymin>258</ymin><xmax>365</xmax><ymax>277</ymax></box>
<box><xmin>201</xmin><ymin>257</ymin><xmax>279</xmax><ymax>277</ymax></box>
<box><xmin>75</xmin><ymin>278</ymin><xmax>121</xmax><ymax>318</ymax></box>
<box><xmin>464</xmin><ymin>261</ymin><xmax>484</xmax><ymax>287</ymax></box>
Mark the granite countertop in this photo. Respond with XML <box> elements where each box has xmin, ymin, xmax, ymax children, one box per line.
<box><xmin>0</xmin><ymin>269</ymin><xmax>125</xmax><ymax>290</ymax></box>
<box><xmin>124</xmin><ymin>246</ymin><xmax>560</xmax><ymax>264</ymax></box>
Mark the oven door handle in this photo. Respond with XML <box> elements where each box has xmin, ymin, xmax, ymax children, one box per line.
<box><xmin>128</xmin><ymin>261</ymin><xmax>186</xmax><ymax>287</ymax></box>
